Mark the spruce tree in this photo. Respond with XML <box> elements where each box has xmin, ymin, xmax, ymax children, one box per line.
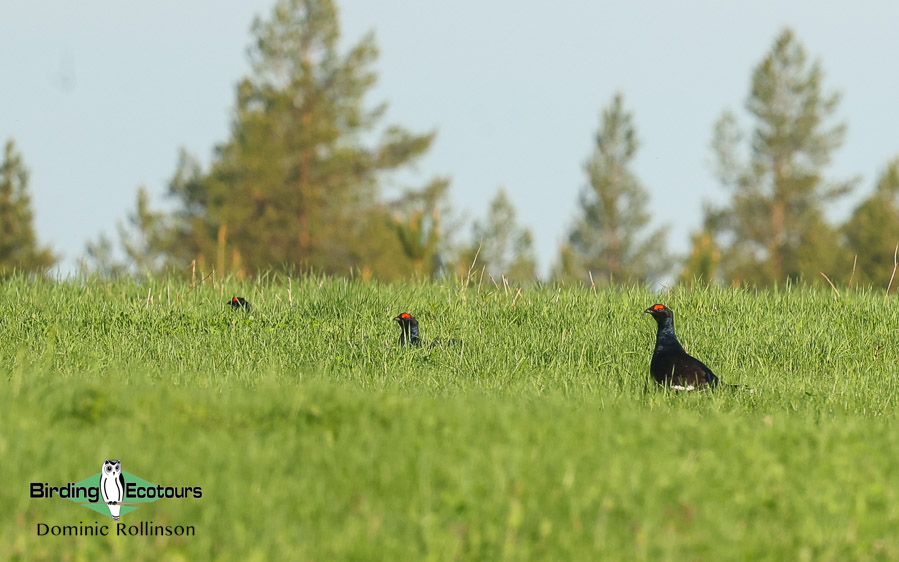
<box><xmin>0</xmin><ymin>139</ymin><xmax>56</xmax><ymax>275</ymax></box>
<box><xmin>706</xmin><ymin>28</ymin><xmax>853</xmax><ymax>286</ymax></box>
<box><xmin>78</xmin><ymin>234</ymin><xmax>128</xmax><ymax>279</ymax></box>
<box><xmin>118</xmin><ymin>187</ymin><xmax>173</xmax><ymax>275</ymax></box>
<box><xmin>679</xmin><ymin>221</ymin><xmax>721</xmax><ymax>286</ymax></box>
<box><xmin>80</xmin><ymin>186</ymin><xmax>176</xmax><ymax>278</ymax></box>
<box><xmin>562</xmin><ymin>93</ymin><xmax>669</xmax><ymax>284</ymax></box>
<box><xmin>842</xmin><ymin>157</ymin><xmax>899</xmax><ymax>288</ymax></box>
<box><xmin>391</xmin><ymin>179</ymin><xmax>451</xmax><ymax>278</ymax></box>
<box><xmin>464</xmin><ymin>188</ymin><xmax>537</xmax><ymax>283</ymax></box>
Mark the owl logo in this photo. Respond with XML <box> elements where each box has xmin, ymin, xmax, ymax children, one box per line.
<box><xmin>99</xmin><ymin>459</ymin><xmax>125</xmax><ymax>521</ymax></box>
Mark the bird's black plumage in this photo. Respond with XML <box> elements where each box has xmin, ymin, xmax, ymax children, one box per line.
<box><xmin>393</xmin><ymin>312</ymin><xmax>460</xmax><ymax>348</ymax></box>
<box><xmin>644</xmin><ymin>304</ymin><xmax>722</xmax><ymax>390</ymax></box>
<box><xmin>393</xmin><ymin>312</ymin><xmax>422</xmax><ymax>347</ymax></box>
<box><xmin>230</xmin><ymin>296</ymin><xmax>251</xmax><ymax>312</ymax></box>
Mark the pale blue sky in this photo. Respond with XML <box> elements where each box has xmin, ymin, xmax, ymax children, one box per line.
<box><xmin>2</xmin><ymin>1</ymin><xmax>898</xmax><ymax>276</ymax></box>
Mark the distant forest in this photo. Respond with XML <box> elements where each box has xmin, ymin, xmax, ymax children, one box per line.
<box><xmin>3</xmin><ymin>0</ymin><xmax>898</xmax><ymax>288</ymax></box>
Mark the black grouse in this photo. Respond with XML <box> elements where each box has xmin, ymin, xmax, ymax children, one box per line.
<box><xmin>230</xmin><ymin>296</ymin><xmax>251</xmax><ymax>312</ymax></box>
<box><xmin>644</xmin><ymin>303</ymin><xmax>727</xmax><ymax>391</ymax></box>
<box><xmin>393</xmin><ymin>312</ymin><xmax>422</xmax><ymax>346</ymax></box>
<box><xmin>393</xmin><ymin>312</ymin><xmax>460</xmax><ymax>348</ymax></box>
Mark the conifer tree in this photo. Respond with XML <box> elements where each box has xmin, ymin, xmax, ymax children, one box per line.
<box><xmin>679</xmin><ymin>223</ymin><xmax>721</xmax><ymax>286</ymax></box>
<box><xmin>0</xmin><ymin>139</ymin><xmax>56</xmax><ymax>275</ymax></box>
<box><xmin>463</xmin><ymin>188</ymin><xmax>537</xmax><ymax>283</ymax></box>
<box><xmin>79</xmin><ymin>234</ymin><xmax>128</xmax><ymax>279</ymax></box>
<box><xmin>391</xmin><ymin>178</ymin><xmax>451</xmax><ymax>278</ymax></box>
<box><xmin>551</xmin><ymin>243</ymin><xmax>580</xmax><ymax>284</ymax></box>
<box><xmin>562</xmin><ymin>93</ymin><xmax>669</xmax><ymax>284</ymax></box>
<box><xmin>118</xmin><ymin>187</ymin><xmax>173</xmax><ymax>275</ymax></box>
<box><xmin>163</xmin><ymin>0</ymin><xmax>440</xmax><ymax>277</ymax></box>
<box><xmin>706</xmin><ymin>29</ymin><xmax>853</xmax><ymax>286</ymax></box>
<box><xmin>842</xmin><ymin>157</ymin><xmax>899</xmax><ymax>288</ymax></box>
<box><xmin>80</xmin><ymin>186</ymin><xmax>175</xmax><ymax>278</ymax></box>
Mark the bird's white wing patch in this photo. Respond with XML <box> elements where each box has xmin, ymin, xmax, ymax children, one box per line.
<box><xmin>671</xmin><ymin>384</ymin><xmax>696</xmax><ymax>391</ymax></box>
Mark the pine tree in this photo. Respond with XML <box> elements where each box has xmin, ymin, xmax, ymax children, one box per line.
<box><xmin>706</xmin><ymin>28</ymin><xmax>853</xmax><ymax>286</ymax></box>
<box><xmin>165</xmin><ymin>0</ymin><xmax>439</xmax><ymax>277</ymax></box>
<box><xmin>562</xmin><ymin>93</ymin><xmax>669</xmax><ymax>284</ymax></box>
<box><xmin>0</xmin><ymin>139</ymin><xmax>56</xmax><ymax>275</ymax></box>
<box><xmin>118</xmin><ymin>187</ymin><xmax>173</xmax><ymax>275</ymax></box>
<box><xmin>391</xmin><ymin>178</ymin><xmax>451</xmax><ymax>278</ymax></box>
<box><xmin>842</xmin><ymin>157</ymin><xmax>899</xmax><ymax>288</ymax></box>
<box><xmin>79</xmin><ymin>186</ymin><xmax>175</xmax><ymax>278</ymax></box>
<box><xmin>164</xmin><ymin>150</ymin><xmax>212</xmax><ymax>270</ymax></box>
<box><xmin>679</xmin><ymin>221</ymin><xmax>721</xmax><ymax>286</ymax></box>
<box><xmin>78</xmin><ymin>234</ymin><xmax>128</xmax><ymax>279</ymax></box>
<box><xmin>551</xmin><ymin>243</ymin><xmax>580</xmax><ymax>284</ymax></box>
<box><xmin>464</xmin><ymin>188</ymin><xmax>537</xmax><ymax>283</ymax></box>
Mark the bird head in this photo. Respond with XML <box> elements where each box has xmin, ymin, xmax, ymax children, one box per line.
<box><xmin>393</xmin><ymin>312</ymin><xmax>421</xmax><ymax>345</ymax></box>
<box><xmin>393</xmin><ymin>312</ymin><xmax>417</xmax><ymax>327</ymax></box>
<box><xmin>644</xmin><ymin>303</ymin><xmax>673</xmax><ymax>322</ymax></box>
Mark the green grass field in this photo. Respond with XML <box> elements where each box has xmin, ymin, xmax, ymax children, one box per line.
<box><xmin>1</xmin><ymin>275</ymin><xmax>897</xmax><ymax>560</ymax></box>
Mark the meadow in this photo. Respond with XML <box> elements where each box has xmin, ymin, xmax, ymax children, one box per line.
<box><xmin>0</xmin><ymin>275</ymin><xmax>897</xmax><ymax>560</ymax></box>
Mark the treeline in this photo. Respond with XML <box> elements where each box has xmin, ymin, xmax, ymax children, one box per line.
<box><xmin>3</xmin><ymin>0</ymin><xmax>899</xmax><ymax>288</ymax></box>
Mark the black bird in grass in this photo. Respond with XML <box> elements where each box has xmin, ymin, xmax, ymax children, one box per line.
<box><xmin>644</xmin><ymin>304</ymin><xmax>743</xmax><ymax>391</ymax></box>
<box><xmin>393</xmin><ymin>312</ymin><xmax>460</xmax><ymax>348</ymax></box>
<box><xmin>393</xmin><ymin>312</ymin><xmax>422</xmax><ymax>346</ymax></box>
<box><xmin>230</xmin><ymin>296</ymin><xmax>251</xmax><ymax>312</ymax></box>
